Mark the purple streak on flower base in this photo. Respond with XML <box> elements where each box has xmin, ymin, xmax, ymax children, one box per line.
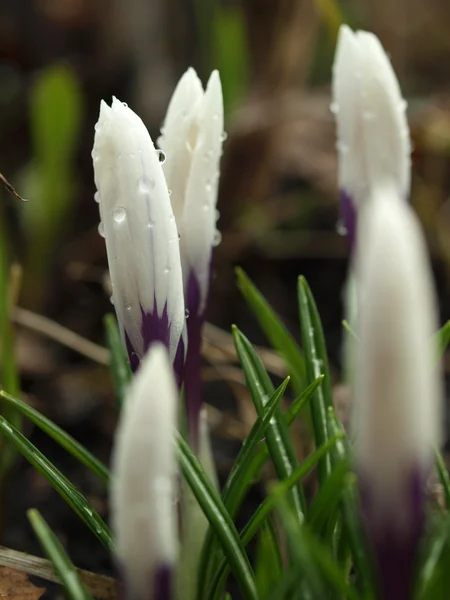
<box><xmin>153</xmin><ymin>563</ymin><xmax>173</xmax><ymax>600</ymax></box>
<box><xmin>359</xmin><ymin>467</ymin><xmax>426</xmax><ymax>600</ymax></box>
<box><xmin>340</xmin><ymin>189</ymin><xmax>357</xmax><ymax>248</ymax></box>
<box><xmin>124</xmin><ymin>301</ymin><xmax>185</xmax><ymax>385</ymax></box>
<box><xmin>184</xmin><ymin>270</ymin><xmax>206</xmax><ymax>448</ymax></box>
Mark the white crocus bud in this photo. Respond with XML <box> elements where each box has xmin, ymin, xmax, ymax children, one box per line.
<box><xmin>158</xmin><ymin>69</ymin><xmax>224</xmax><ymax>441</ymax></box>
<box><xmin>111</xmin><ymin>344</ymin><xmax>178</xmax><ymax>600</ymax></box>
<box><xmin>354</xmin><ymin>190</ymin><xmax>442</xmax><ymax>599</ymax></box>
<box><xmin>158</xmin><ymin>68</ymin><xmax>223</xmax><ymax>317</ymax></box>
<box><xmin>331</xmin><ymin>25</ymin><xmax>411</xmax><ymax>245</ymax></box>
<box><xmin>92</xmin><ymin>97</ymin><xmax>185</xmax><ymax>375</ymax></box>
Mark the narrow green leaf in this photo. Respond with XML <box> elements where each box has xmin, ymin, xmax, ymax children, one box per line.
<box><xmin>435</xmin><ymin>449</ymin><xmax>450</xmax><ymax>510</ymax></box>
<box><xmin>208</xmin><ymin>435</ymin><xmax>342</xmax><ymax>600</ymax></box>
<box><xmin>326</xmin><ymin>409</ymin><xmax>374</xmax><ymax>598</ymax></box>
<box><xmin>0</xmin><ymin>390</ymin><xmax>110</xmax><ymax>484</ymax></box>
<box><xmin>0</xmin><ymin>416</ymin><xmax>113</xmax><ymax>551</ymax></box>
<box><xmin>415</xmin><ymin>516</ymin><xmax>450</xmax><ymax>599</ymax></box>
<box><xmin>104</xmin><ymin>313</ymin><xmax>131</xmax><ymax>408</ymax></box>
<box><xmin>236</xmin><ymin>268</ymin><xmax>306</xmax><ymax>394</ymax></box>
<box><xmin>199</xmin><ymin>376</ymin><xmax>320</xmax><ymax>599</ymax></box>
<box><xmin>255</xmin><ymin>521</ymin><xmax>282</xmax><ymax>599</ymax></box>
<box><xmin>222</xmin><ymin>376</ymin><xmax>290</xmax><ymax>515</ymax></box>
<box><xmin>28</xmin><ymin>509</ymin><xmax>94</xmax><ymax>600</ymax></box>
<box><xmin>297</xmin><ymin>276</ymin><xmax>333</xmax><ymax>484</ymax></box>
<box><xmin>308</xmin><ymin>458</ymin><xmax>349</xmax><ymax>533</ymax></box>
<box><xmin>177</xmin><ymin>433</ymin><xmax>257</xmax><ymax>600</ymax></box>
<box><xmin>274</xmin><ymin>494</ymin><xmax>360</xmax><ymax>600</ymax></box>
<box><xmin>232</xmin><ymin>326</ymin><xmax>306</xmax><ymax>521</ymax></box>
<box><xmin>435</xmin><ymin>320</ymin><xmax>450</xmax><ymax>359</ymax></box>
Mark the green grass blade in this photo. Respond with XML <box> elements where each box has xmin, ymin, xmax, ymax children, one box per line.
<box><xmin>208</xmin><ymin>435</ymin><xmax>342</xmax><ymax>600</ymax></box>
<box><xmin>435</xmin><ymin>320</ymin><xmax>450</xmax><ymax>359</ymax></box>
<box><xmin>415</xmin><ymin>516</ymin><xmax>450</xmax><ymax>599</ymax></box>
<box><xmin>297</xmin><ymin>276</ymin><xmax>333</xmax><ymax>484</ymax></box>
<box><xmin>435</xmin><ymin>449</ymin><xmax>450</xmax><ymax>510</ymax></box>
<box><xmin>104</xmin><ymin>313</ymin><xmax>131</xmax><ymax>408</ymax></box>
<box><xmin>198</xmin><ymin>377</ymin><xmax>289</xmax><ymax>598</ymax></box>
<box><xmin>254</xmin><ymin>521</ymin><xmax>282</xmax><ymax>599</ymax></box>
<box><xmin>0</xmin><ymin>390</ymin><xmax>110</xmax><ymax>484</ymax></box>
<box><xmin>0</xmin><ymin>416</ymin><xmax>113</xmax><ymax>551</ymax></box>
<box><xmin>232</xmin><ymin>326</ymin><xmax>306</xmax><ymax>521</ymax></box>
<box><xmin>28</xmin><ymin>509</ymin><xmax>94</xmax><ymax>600</ymax></box>
<box><xmin>176</xmin><ymin>432</ymin><xmax>257</xmax><ymax>600</ymax></box>
<box><xmin>327</xmin><ymin>409</ymin><xmax>374</xmax><ymax>598</ymax></box>
<box><xmin>236</xmin><ymin>268</ymin><xmax>306</xmax><ymax>394</ymax></box>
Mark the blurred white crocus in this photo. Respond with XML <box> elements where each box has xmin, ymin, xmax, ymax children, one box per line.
<box><xmin>158</xmin><ymin>68</ymin><xmax>224</xmax><ymax>441</ymax></box>
<box><xmin>92</xmin><ymin>97</ymin><xmax>185</xmax><ymax>376</ymax></box>
<box><xmin>354</xmin><ymin>191</ymin><xmax>442</xmax><ymax>599</ymax></box>
<box><xmin>332</xmin><ymin>25</ymin><xmax>411</xmax><ymax>245</ymax></box>
<box><xmin>111</xmin><ymin>344</ymin><xmax>178</xmax><ymax>600</ymax></box>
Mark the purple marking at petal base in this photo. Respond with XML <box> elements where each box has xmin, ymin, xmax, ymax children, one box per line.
<box><xmin>153</xmin><ymin>563</ymin><xmax>173</xmax><ymax>600</ymax></box>
<box><xmin>184</xmin><ymin>270</ymin><xmax>206</xmax><ymax>448</ymax></box>
<box><xmin>359</xmin><ymin>466</ymin><xmax>426</xmax><ymax>600</ymax></box>
<box><xmin>340</xmin><ymin>190</ymin><xmax>357</xmax><ymax>249</ymax></box>
<box><xmin>124</xmin><ymin>301</ymin><xmax>184</xmax><ymax>384</ymax></box>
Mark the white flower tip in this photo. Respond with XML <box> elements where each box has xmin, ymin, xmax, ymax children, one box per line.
<box><xmin>111</xmin><ymin>343</ymin><xmax>178</xmax><ymax>595</ymax></box>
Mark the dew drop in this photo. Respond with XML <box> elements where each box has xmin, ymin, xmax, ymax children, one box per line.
<box><xmin>220</xmin><ymin>131</ymin><xmax>228</xmax><ymax>142</ymax></box>
<box><xmin>164</xmin><ymin>267</ymin><xmax>171</xmax><ymax>274</ymax></box>
<box><xmin>213</xmin><ymin>113</ymin><xmax>219</xmax><ymax>120</ymax></box>
<box><xmin>336</xmin><ymin>141</ymin><xmax>349</xmax><ymax>155</ymax></box>
<box><xmin>169</xmin><ymin>214</ymin><xmax>175</xmax><ymax>222</ymax></box>
<box><xmin>399</xmin><ymin>99</ymin><xmax>408</xmax><ymax>111</ymax></box>
<box><xmin>156</xmin><ymin>149</ymin><xmax>166</xmax><ymax>164</ymax></box>
<box><xmin>122</xmin><ymin>102</ymin><xmax>128</xmax><ymax>108</ymax></box>
<box><xmin>215</xmin><ymin>209</ymin><xmax>220</xmax><ymax>222</ymax></box>
<box><xmin>336</xmin><ymin>219</ymin><xmax>348</xmax><ymax>236</ymax></box>
<box><xmin>329</xmin><ymin>101</ymin><xmax>339</xmax><ymax>115</ymax></box>
<box><xmin>168</xmin><ymin>189</ymin><xmax>172</xmax><ymax>196</ymax></box>
<box><xmin>94</xmin><ymin>191</ymin><xmax>101</xmax><ymax>203</ymax></box>
<box><xmin>147</xmin><ymin>219</ymin><xmax>155</xmax><ymax>229</ymax></box>
<box><xmin>202</xmin><ymin>203</ymin><xmax>210</xmax><ymax>212</ymax></box>
<box><xmin>112</xmin><ymin>207</ymin><xmax>126</xmax><ymax>223</ymax></box>
<box><xmin>185</xmin><ymin>308</ymin><xmax>190</xmax><ymax>319</ymax></box>
<box><xmin>110</xmin><ymin>296</ymin><xmax>114</xmax><ymax>305</ymax></box>
<box><xmin>139</xmin><ymin>178</ymin><xmax>155</xmax><ymax>194</ymax></box>
<box><xmin>204</xmin><ymin>149</ymin><xmax>213</xmax><ymax>161</ymax></box>
<box><xmin>205</xmin><ymin>179</ymin><xmax>212</xmax><ymax>192</ymax></box>
<box><xmin>212</xmin><ymin>230</ymin><xmax>222</xmax><ymax>247</ymax></box>
<box><xmin>98</xmin><ymin>222</ymin><xmax>105</xmax><ymax>238</ymax></box>
<box><xmin>125</xmin><ymin>303</ymin><xmax>132</xmax><ymax>312</ymax></box>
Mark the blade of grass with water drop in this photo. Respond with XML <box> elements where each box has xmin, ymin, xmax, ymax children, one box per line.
<box><xmin>236</xmin><ymin>268</ymin><xmax>306</xmax><ymax>395</ymax></box>
<box><xmin>0</xmin><ymin>416</ymin><xmax>113</xmax><ymax>551</ymax></box>
<box><xmin>28</xmin><ymin>509</ymin><xmax>94</xmax><ymax>600</ymax></box>
<box><xmin>0</xmin><ymin>390</ymin><xmax>110</xmax><ymax>484</ymax></box>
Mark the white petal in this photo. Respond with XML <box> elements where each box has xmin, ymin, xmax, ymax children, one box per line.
<box><xmin>354</xmin><ymin>189</ymin><xmax>441</xmax><ymax>519</ymax></box>
<box><xmin>181</xmin><ymin>70</ymin><xmax>224</xmax><ymax>311</ymax></box>
<box><xmin>111</xmin><ymin>344</ymin><xmax>178</xmax><ymax>597</ymax></box>
<box><xmin>93</xmin><ymin>97</ymin><xmax>185</xmax><ymax>361</ymax></box>
<box><xmin>158</xmin><ymin>68</ymin><xmax>204</xmax><ymax>224</ymax></box>
<box><xmin>332</xmin><ymin>25</ymin><xmax>410</xmax><ymax>207</ymax></box>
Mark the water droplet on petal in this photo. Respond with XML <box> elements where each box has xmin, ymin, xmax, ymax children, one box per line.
<box><xmin>94</xmin><ymin>191</ymin><xmax>101</xmax><ymax>203</ymax></box>
<box><xmin>202</xmin><ymin>203</ymin><xmax>210</xmax><ymax>212</ymax></box>
<box><xmin>215</xmin><ymin>209</ymin><xmax>220</xmax><ymax>222</ymax></box>
<box><xmin>185</xmin><ymin>308</ymin><xmax>190</xmax><ymax>319</ymax></box>
<box><xmin>336</xmin><ymin>219</ymin><xmax>348</xmax><ymax>236</ymax></box>
<box><xmin>147</xmin><ymin>219</ymin><xmax>155</xmax><ymax>229</ymax></box>
<box><xmin>329</xmin><ymin>102</ymin><xmax>339</xmax><ymax>115</ymax></box>
<box><xmin>125</xmin><ymin>303</ymin><xmax>132</xmax><ymax>312</ymax></box>
<box><xmin>169</xmin><ymin>214</ymin><xmax>175</xmax><ymax>222</ymax></box>
<box><xmin>112</xmin><ymin>207</ymin><xmax>126</xmax><ymax>223</ymax></box>
<box><xmin>220</xmin><ymin>131</ymin><xmax>228</xmax><ymax>142</ymax></box>
<box><xmin>164</xmin><ymin>267</ymin><xmax>171</xmax><ymax>274</ymax></box>
<box><xmin>205</xmin><ymin>179</ymin><xmax>212</xmax><ymax>192</ymax></box>
<box><xmin>156</xmin><ymin>149</ymin><xmax>166</xmax><ymax>164</ymax></box>
<box><xmin>336</xmin><ymin>141</ymin><xmax>349</xmax><ymax>155</ymax></box>
<box><xmin>139</xmin><ymin>178</ymin><xmax>155</xmax><ymax>194</ymax></box>
<box><xmin>98</xmin><ymin>222</ymin><xmax>105</xmax><ymax>238</ymax></box>
<box><xmin>168</xmin><ymin>189</ymin><xmax>172</xmax><ymax>196</ymax></box>
<box><xmin>399</xmin><ymin>99</ymin><xmax>408</xmax><ymax>111</ymax></box>
<box><xmin>110</xmin><ymin>296</ymin><xmax>115</xmax><ymax>305</ymax></box>
<box><xmin>212</xmin><ymin>230</ymin><xmax>222</xmax><ymax>247</ymax></box>
<box><xmin>213</xmin><ymin>113</ymin><xmax>219</xmax><ymax>120</ymax></box>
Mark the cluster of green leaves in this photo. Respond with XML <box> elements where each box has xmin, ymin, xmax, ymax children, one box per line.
<box><xmin>0</xmin><ymin>271</ymin><xmax>450</xmax><ymax>599</ymax></box>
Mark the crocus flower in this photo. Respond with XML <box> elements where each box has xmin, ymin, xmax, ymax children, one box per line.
<box><xmin>111</xmin><ymin>343</ymin><xmax>178</xmax><ymax>600</ymax></box>
<box><xmin>158</xmin><ymin>68</ymin><xmax>224</xmax><ymax>441</ymax></box>
<box><xmin>92</xmin><ymin>97</ymin><xmax>185</xmax><ymax>377</ymax></box>
<box><xmin>332</xmin><ymin>25</ymin><xmax>411</xmax><ymax>245</ymax></box>
<box><xmin>354</xmin><ymin>190</ymin><xmax>442</xmax><ymax>600</ymax></box>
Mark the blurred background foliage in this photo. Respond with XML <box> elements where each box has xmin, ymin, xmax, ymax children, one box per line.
<box><xmin>0</xmin><ymin>0</ymin><xmax>450</xmax><ymax>595</ymax></box>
